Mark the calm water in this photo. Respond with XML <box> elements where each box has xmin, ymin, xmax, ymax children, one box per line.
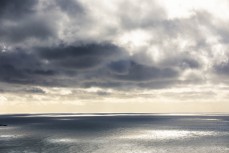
<box><xmin>0</xmin><ymin>114</ymin><xmax>228</xmax><ymax>153</ymax></box>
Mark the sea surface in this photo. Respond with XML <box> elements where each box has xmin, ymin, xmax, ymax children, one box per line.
<box><xmin>0</xmin><ymin>114</ymin><xmax>228</xmax><ymax>153</ymax></box>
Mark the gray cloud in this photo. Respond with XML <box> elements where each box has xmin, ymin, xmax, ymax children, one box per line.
<box><xmin>0</xmin><ymin>85</ymin><xmax>46</xmax><ymax>94</ymax></box>
<box><xmin>24</xmin><ymin>87</ymin><xmax>46</xmax><ymax>94</ymax></box>
<box><xmin>37</xmin><ymin>43</ymin><xmax>126</xmax><ymax>70</ymax></box>
<box><xmin>0</xmin><ymin>43</ymin><xmax>124</xmax><ymax>87</ymax></box>
<box><xmin>108</xmin><ymin>61</ymin><xmax>178</xmax><ymax>82</ymax></box>
<box><xmin>214</xmin><ymin>61</ymin><xmax>229</xmax><ymax>76</ymax></box>
<box><xmin>0</xmin><ymin>0</ymin><xmax>229</xmax><ymax>94</ymax></box>
<box><xmin>0</xmin><ymin>41</ymin><xmax>180</xmax><ymax>90</ymax></box>
<box><xmin>0</xmin><ymin>17</ymin><xmax>56</xmax><ymax>43</ymax></box>
<box><xmin>56</xmin><ymin>0</ymin><xmax>84</xmax><ymax>16</ymax></box>
<box><xmin>160</xmin><ymin>55</ymin><xmax>201</xmax><ymax>70</ymax></box>
<box><xmin>118</xmin><ymin>0</ymin><xmax>167</xmax><ymax>29</ymax></box>
<box><xmin>0</xmin><ymin>0</ymin><xmax>58</xmax><ymax>44</ymax></box>
<box><xmin>0</xmin><ymin>48</ymin><xmax>57</xmax><ymax>85</ymax></box>
<box><xmin>0</xmin><ymin>0</ymin><xmax>38</xmax><ymax>19</ymax></box>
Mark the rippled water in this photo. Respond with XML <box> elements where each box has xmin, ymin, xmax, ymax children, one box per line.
<box><xmin>0</xmin><ymin>114</ymin><xmax>228</xmax><ymax>153</ymax></box>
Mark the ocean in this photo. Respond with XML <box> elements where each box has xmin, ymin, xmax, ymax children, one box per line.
<box><xmin>0</xmin><ymin>114</ymin><xmax>228</xmax><ymax>153</ymax></box>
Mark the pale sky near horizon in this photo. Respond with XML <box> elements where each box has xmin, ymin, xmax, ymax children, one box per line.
<box><xmin>0</xmin><ymin>0</ymin><xmax>229</xmax><ymax>113</ymax></box>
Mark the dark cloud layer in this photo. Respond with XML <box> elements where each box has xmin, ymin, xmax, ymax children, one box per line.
<box><xmin>56</xmin><ymin>0</ymin><xmax>84</xmax><ymax>16</ymax></box>
<box><xmin>109</xmin><ymin>61</ymin><xmax>178</xmax><ymax>82</ymax></box>
<box><xmin>0</xmin><ymin>42</ymin><xmax>179</xmax><ymax>89</ymax></box>
<box><xmin>214</xmin><ymin>61</ymin><xmax>229</xmax><ymax>76</ymax></box>
<box><xmin>0</xmin><ymin>0</ymin><xmax>228</xmax><ymax>92</ymax></box>
<box><xmin>38</xmin><ymin>43</ymin><xmax>126</xmax><ymax>70</ymax></box>
<box><xmin>0</xmin><ymin>0</ymin><xmax>57</xmax><ymax>43</ymax></box>
<box><xmin>0</xmin><ymin>18</ymin><xmax>55</xmax><ymax>43</ymax></box>
<box><xmin>0</xmin><ymin>0</ymin><xmax>37</xmax><ymax>19</ymax></box>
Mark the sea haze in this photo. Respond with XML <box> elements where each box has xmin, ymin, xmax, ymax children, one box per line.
<box><xmin>0</xmin><ymin>114</ymin><xmax>229</xmax><ymax>153</ymax></box>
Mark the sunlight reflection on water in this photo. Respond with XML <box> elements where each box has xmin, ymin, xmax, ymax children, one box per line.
<box><xmin>120</xmin><ymin>130</ymin><xmax>219</xmax><ymax>140</ymax></box>
<box><xmin>0</xmin><ymin>134</ymin><xmax>23</xmax><ymax>139</ymax></box>
<box><xmin>0</xmin><ymin>114</ymin><xmax>228</xmax><ymax>153</ymax></box>
<box><xmin>47</xmin><ymin>138</ymin><xmax>79</xmax><ymax>144</ymax></box>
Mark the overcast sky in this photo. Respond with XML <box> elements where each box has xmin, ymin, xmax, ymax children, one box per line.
<box><xmin>0</xmin><ymin>0</ymin><xmax>229</xmax><ymax>113</ymax></box>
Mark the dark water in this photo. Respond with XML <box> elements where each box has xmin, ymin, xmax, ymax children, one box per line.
<box><xmin>0</xmin><ymin>114</ymin><xmax>229</xmax><ymax>153</ymax></box>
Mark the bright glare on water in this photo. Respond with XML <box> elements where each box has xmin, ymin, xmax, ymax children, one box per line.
<box><xmin>0</xmin><ymin>114</ymin><xmax>228</xmax><ymax>153</ymax></box>
<box><xmin>119</xmin><ymin>130</ymin><xmax>219</xmax><ymax>140</ymax></box>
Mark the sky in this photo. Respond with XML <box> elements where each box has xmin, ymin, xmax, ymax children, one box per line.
<box><xmin>0</xmin><ymin>0</ymin><xmax>229</xmax><ymax>113</ymax></box>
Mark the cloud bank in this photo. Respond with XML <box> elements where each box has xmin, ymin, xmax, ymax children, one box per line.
<box><xmin>0</xmin><ymin>0</ymin><xmax>229</xmax><ymax>113</ymax></box>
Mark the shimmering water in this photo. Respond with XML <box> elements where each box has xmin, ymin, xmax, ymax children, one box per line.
<box><xmin>0</xmin><ymin>114</ymin><xmax>228</xmax><ymax>153</ymax></box>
